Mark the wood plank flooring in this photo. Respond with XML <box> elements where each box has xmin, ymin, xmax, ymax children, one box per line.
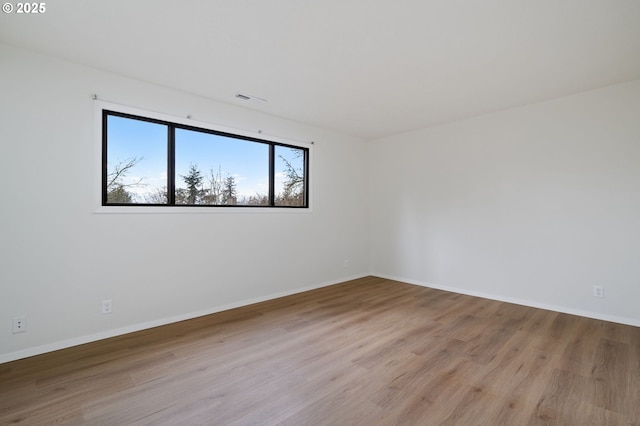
<box><xmin>1</xmin><ymin>276</ymin><xmax>639</xmax><ymax>425</ymax></box>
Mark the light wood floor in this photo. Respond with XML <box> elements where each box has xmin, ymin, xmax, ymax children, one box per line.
<box><xmin>1</xmin><ymin>276</ymin><xmax>639</xmax><ymax>425</ymax></box>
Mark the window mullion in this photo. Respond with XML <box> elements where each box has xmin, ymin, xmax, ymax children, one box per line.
<box><xmin>268</xmin><ymin>144</ymin><xmax>275</xmax><ymax>206</ymax></box>
<box><xmin>168</xmin><ymin>125</ymin><xmax>176</xmax><ymax>205</ymax></box>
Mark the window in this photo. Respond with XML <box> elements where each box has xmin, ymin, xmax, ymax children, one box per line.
<box><xmin>103</xmin><ymin>110</ymin><xmax>309</xmax><ymax>208</ymax></box>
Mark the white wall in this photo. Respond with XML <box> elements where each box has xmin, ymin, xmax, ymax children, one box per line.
<box><xmin>0</xmin><ymin>44</ymin><xmax>369</xmax><ymax>362</ymax></box>
<box><xmin>369</xmin><ymin>80</ymin><xmax>640</xmax><ymax>326</ymax></box>
<box><xmin>3</xmin><ymin>42</ymin><xmax>639</xmax><ymax>364</ymax></box>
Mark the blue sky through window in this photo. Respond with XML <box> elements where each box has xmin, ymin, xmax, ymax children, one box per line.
<box><xmin>175</xmin><ymin>128</ymin><xmax>268</xmax><ymax>200</ymax></box>
<box><xmin>107</xmin><ymin>115</ymin><xmax>167</xmax><ymax>202</ymax></box>
<box><xmin>106</xmin><ymin>114</ymin><xmax>305</xmax><ymax>204</ymax></box>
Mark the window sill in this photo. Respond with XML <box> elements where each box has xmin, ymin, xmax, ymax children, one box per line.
<box><xmin>94</xmin><ymin>206</ymin><xmax>312</xmax><ymax>214</ymax></box>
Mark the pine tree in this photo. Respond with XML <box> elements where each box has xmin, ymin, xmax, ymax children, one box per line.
<box><xmin>222</xmin><ymin>175</ymin><xmax>237</xmax><ymax>205</ymax></box>
<box><xmin>181</xmin><ymin>163</ymin><xmax>203</xmax><ymax>204</ymax></box>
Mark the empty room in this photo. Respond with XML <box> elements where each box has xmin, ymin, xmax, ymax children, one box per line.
<box><xmin>1</xmin><ymin>1</ymin><xmax>640</xmax><ymax>424</ymax></box>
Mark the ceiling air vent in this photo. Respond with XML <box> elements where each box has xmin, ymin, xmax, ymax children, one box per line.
<box><xmin>235</xmin><ymin>93</ymin><xmax>268</xmax><ymax>103</ymax></box>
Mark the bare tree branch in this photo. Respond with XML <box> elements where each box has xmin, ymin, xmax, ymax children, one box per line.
<box><xmin>107</xmin><ymin>156</ymin><xmax>144</xmax><ymax>190</ymax></box>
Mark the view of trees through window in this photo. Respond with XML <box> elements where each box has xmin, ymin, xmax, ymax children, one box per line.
<box><xmin>104</xmin><ymin>111</ymin><xmax>308</xmax><ymax>207</ymax></box>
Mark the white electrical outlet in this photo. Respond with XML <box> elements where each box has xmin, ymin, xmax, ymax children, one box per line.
<box><xmin>12</xmin><ymin>316</ymin><xmax>26</xmax><ymax>333</ymax></box>
<box><xmin>593</xmin><ymin>286</ymin><xmax>604</xmax><ymax>298</ymax></box>
<box><xmin>102</xmin><ymin>299</ymin><xmax>113</xmax><ymax>314</ymax></box>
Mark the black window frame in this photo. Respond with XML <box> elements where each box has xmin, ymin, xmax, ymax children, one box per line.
<box><xmin>102</xmin><ymin>109</ymin><xmax>309</xmax><ymax>208</ymax></box>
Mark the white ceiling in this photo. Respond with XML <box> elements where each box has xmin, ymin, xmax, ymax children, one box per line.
<box><xmin>2</xmin><ymin>0</ymin><xmax>640</xmax><ymax>140</ymax></box>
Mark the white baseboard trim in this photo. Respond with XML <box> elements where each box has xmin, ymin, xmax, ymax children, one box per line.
<box><xmin>372</xmin><ymin>273</ymin><xmax>640</xmax><ymax>328</ymax></box>
<box><xmin>0</xmin><ymin>273</ymin><xmax>368</xmax><ymax>364</ymax></box>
